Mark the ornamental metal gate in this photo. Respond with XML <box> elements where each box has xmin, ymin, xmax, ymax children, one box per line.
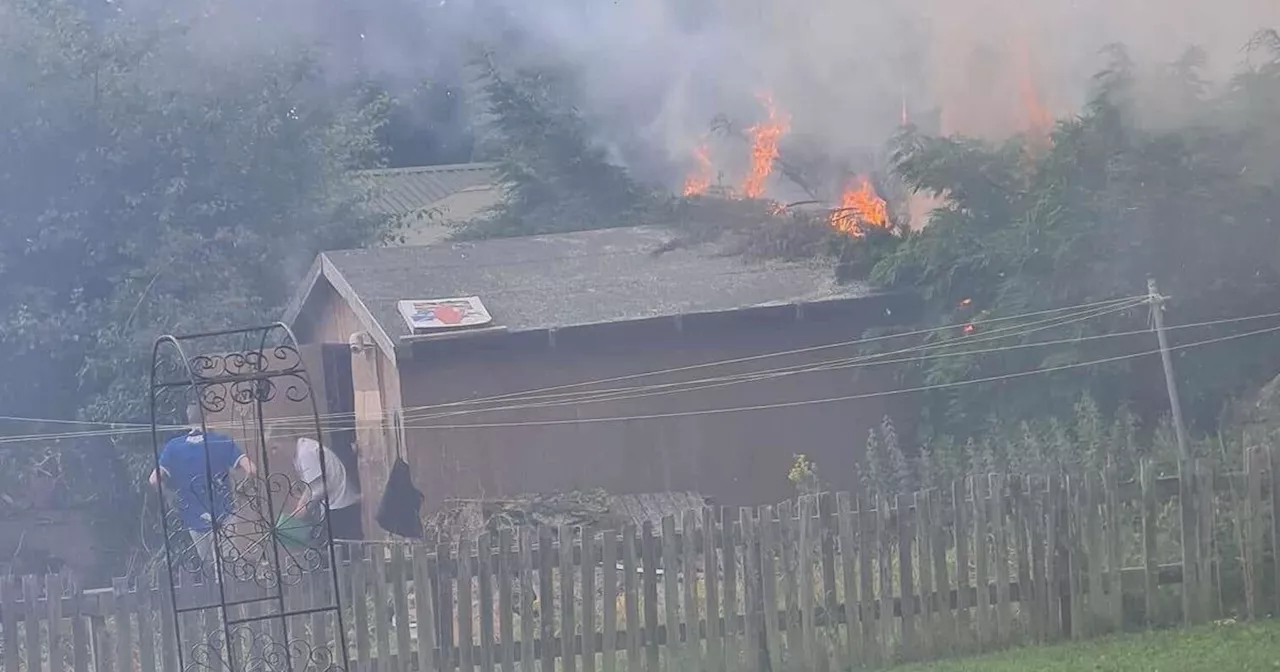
<box><xmin>149</xmin><ymin>324</ymin><xmax>349</xmax><ymax>672</ymax></box>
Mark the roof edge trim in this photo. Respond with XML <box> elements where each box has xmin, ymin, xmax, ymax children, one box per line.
<box><xmin>319</xmin><ymin>253</ymin><xmax>399</xmax><ymax>364</ymax></box>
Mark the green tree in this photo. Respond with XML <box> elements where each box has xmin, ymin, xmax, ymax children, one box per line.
<box><xmin>455</xmin><ymin>57</ymin><xmax>659</xmax><ymax>239</ymax></box>
<box><xmin>868</xmin><ymin>36</ymin><xmax>1280</xmax><ymax>449</ymax></box>
<box><xmin>0</xmin><ymin>0</ymin><xmax>389</xmax><ymax>476</ymax></box>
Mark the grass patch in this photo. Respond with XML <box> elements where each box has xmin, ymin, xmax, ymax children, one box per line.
<box><xmin>897</xmin><ymin>620</ymin><xmax>1280</xmax><ymax>671</ymax></box>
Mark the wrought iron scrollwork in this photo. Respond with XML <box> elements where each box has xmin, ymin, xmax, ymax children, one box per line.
<box><xmin>186</xmin><ymin>626</ymin><xmax>344</xmax><ymax>672</ymax></box>
<box><xmin>159</xmin><ymin>472</ymin><xmax>331</xmax><ymax>588</ymax></box>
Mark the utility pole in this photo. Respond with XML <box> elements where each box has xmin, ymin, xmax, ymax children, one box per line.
<box><xmin>1149</xmin><ymin>277</ymin><xmax>1204</xmax><ymax>626</ymax></box>
<box><xmin>1148</xmin><ymin>278</ymin><xmax>1191</xmax><ymax>460</ymax></box>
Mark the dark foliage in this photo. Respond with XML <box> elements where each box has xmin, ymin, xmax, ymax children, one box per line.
<box><xmin>865</xmin><ymin>36</ymin><xmax>1280</xmax><ymax>447</ymax></box>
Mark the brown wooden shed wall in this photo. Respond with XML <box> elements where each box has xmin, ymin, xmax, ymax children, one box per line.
<box><xmin>397</xmin><ymin>298</ymin><xmax>908</xmax><ymax>513</ymax></box>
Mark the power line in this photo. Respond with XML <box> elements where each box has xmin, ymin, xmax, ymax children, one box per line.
<box><xmin>395</xmin><ymin>297</ymin><xmax>1149</xmax><ymax>423</ymax></box>
<box><xmin>0</xmin><ymin>296</ymin><xmax>1146</xmax><ymax>443</ymax></box>
<box><xmin>7</xmin><ymin>298</ymin><xmax>1280</xmax><ymax>446</ymax></box>
<box><xmin>399</xmin><ymin>322</ymin><xmax>1280</xmax><ymax>431</ymax></box>
<box><xmin>178</xmin><ymin>295</ymin><xmax>1154</xmax><ymax>431</ymax></box>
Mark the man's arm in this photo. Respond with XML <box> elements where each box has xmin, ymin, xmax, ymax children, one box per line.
<box><xmin>233</xmin><ymin>454</ymin><xmax>255</xmax><ymax>477</ymax></box>
<box><xmin>291</xmin><ymin>442</ymin><xmax>327</xmax><ymax>516</ymax></box>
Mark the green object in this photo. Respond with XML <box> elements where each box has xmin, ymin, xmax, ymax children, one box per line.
<box><xmin>275</xmin><ymin>513</ymin><xmax>315</xmax><ymax>549</ymax></box>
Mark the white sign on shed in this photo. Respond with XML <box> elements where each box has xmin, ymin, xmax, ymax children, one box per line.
<box><xmin>398</xmin><ymin>297</ymin><xmax>493</xmax><ymax>332</ymax></box>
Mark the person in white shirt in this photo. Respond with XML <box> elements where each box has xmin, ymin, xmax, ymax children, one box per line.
<box><xmin>270</xmin><ymin>433</ymin><xmax>363</xmax><ymax>541</ymax></box>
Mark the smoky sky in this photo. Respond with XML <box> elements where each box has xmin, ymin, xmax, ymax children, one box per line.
<box><xmin>109</xmin><ymin>0</ymin><xmax>1280</xmax><ymax>194</ymax></box>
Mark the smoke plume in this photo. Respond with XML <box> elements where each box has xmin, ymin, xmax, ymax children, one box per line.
<box><xmin>152</xmin><ymin>0</ymin><xmax>1280</xmax><ymax>196</ymax></box>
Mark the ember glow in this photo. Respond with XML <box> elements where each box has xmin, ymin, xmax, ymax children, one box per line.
<box><xmin>682</xmin><ymin>141</ymin><xmax>713</xmax><ymax>196</ymax></box>
<box><xmin>740</xmin><ymin>94</ymin><xmax>788</xmax><ymax>199</ymax></box>
<box><xmin>830</xmin><ymin>175</ymin><xmax>889</xmax><ymax>236</ymax></box>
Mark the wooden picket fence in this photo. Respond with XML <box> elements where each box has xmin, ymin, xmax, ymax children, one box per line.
<box><xmin>2</xmin><ymin>450</ymin><xmax>1278</xmax><ymax>672</ymax></box>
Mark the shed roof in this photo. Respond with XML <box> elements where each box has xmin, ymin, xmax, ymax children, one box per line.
<box><xmin>353</xmin><ymin>162</ymin><xmax>499</xmax><ymax>217</ymax></box>
<box><xmin>285</xmin><ymin>226</ymin><xmax>873</xmax><ymax>362</ymax></box>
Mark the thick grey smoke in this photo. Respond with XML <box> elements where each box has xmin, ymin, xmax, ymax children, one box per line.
<box><xmin>155</xmin><ymin>0</ymin><xmax>1280</xmax><ymax>196</ymax></box>
<box><xmin>446</xmin><ymin>0</ymin><xmax>1278</xmax><ymax>195</ymax></box>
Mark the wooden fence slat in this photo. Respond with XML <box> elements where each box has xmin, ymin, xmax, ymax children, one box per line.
<box><xmin>719</xmin><ymin>509</ymin><xmax>738</xmax><ymax>671</ymax></box>
<box><xmin>1270</xmin><ymin>444</ymin><xmax>1280</xmax><ymax>619</ymax></box>
<box><xmin>622</xmin><ymin>524</ymin><xmax>641</xmax><ymax>672</ymax></box>
<box><xmin>1066</xmin><ymin>475</ymin><xmax>1085</xmax><ymax>641</ymax></box>
<box><xmin>390</xmin><ymin>544</ymin><xmax>411</xmax><ymax>672</ymax></box>
<box><xmin>679</xmin><ymin>511</ymin><xmax>698</xmax><ymax>672</ymax></box>
<box><xmin>45</xmin><ymin>574</ymin><xmax>63</xmax><ymax>672</ymax></box>
<box><xmin>601</xmin><ymin>529</ymin><xmax>619</xmax><ymax>672</ymax></box>
<box><xmin>415</xmin><ymin>547</ymin><xmax>439</xmax><ymax>672</ymax></box>
<box><xmin>538</xmin><ymin>527</ymin><xmax>554</xmax><ymax>672</ymax></box>
<box><xmin>798</xmin><ymin>497</ymin><xmax>818</xmax><ymax>672</ymax></box>
<box><xmin>754</xmin><ymin>510</ymin><xmax>778</xmax><ymax>672</ymax></box>
<box><xmin>22</xmin><ymin>576</ymin><xmax>41</xmax><ymax>672</ymax></box>
<box><xmin>1086</xmin><ymin>472</ymin><xmax>1106</xmax><ymax>635</ymax></box>
<box><xmin>558</xmin><ymin>527</ymin><xmax>576</xmax><ymax>672</ymax></box>
<box><xmin>857</xmin><ymin>492</ymin><xmax>877</xmax><ymax>665</ymax></box>
<box><xmin>818</xmin><ymin>493</ymin><xmax>840</xmax><ymax>650</ymax></box>
<box><xmin>352</xmin><ymin>548</ymin><xmax>372</xmax><ymax>672</ymax></box>
<box><xmin>801</xmin><ymin>498</ymin><xmax>820</xmax><ymax>669</ymax></box>
<box><xmin>661</xmin><ymin>516</ymin><xmax>681</xmax><ymax>667</ymax></box>
<box><xmin>1177</xmin><ymin>458</ymin><xmax>1203</xmax><ymax>626</ymax></box>
<box><xmin>1245</xmin><ymin>447</ymin><xmax>1263</xmax><ymax>620</ymax></box>
<box><xmin>775</xmin><ymin>502</ymin><xmax>797</xmax><ymax>658</ymax></box>
<box><xmin>896</xmin><ymin>493</ymin><xmax>916</xmax><ymax>657</ymax></box>
<box><xmin>930</xmin><ymin>488</ymin><xmax>954</xmax><ymax>654</ymax></box>
<box><xmin>737</xmin><ymin>509</ymin><xmax>759</xmax><ymax>672</ymax></box>
<box><xmin>641</xmin><ymin>522</ymin><xmax>660</xmax><ymax>672</ymax></box>
<box><xmin>1</xmin><ymin>578</ymin><xmax>17</xmax><ymax>672</ymax></box>
<box><xmin>70</xmin><ymin>579</ymin><xmax>89</xmax><ymax>672</ymax></box>
<box><xmin>916</xmin><ymin>491</ymin><xmax>935</xmax><ymax>656</ymax></box>
<box><xmin>971</xmin><ymin>476</ymin><xmax>991</xmax><ymax>649</ymax></box>
<box><xmin>1192</xmin><ymin>455</ymin><xmax>1213</xmax><ymax>619</ymax></box>
<box><xmin>479</xmin><ymin>534</ymin><xmax>497</xmax><ymax>672</ymax></box>
<box><xmin>1046</xmin><ymin>475</ymin><xmax>1063</xmax><ymax>639</ymax></box>
<box><xmin>111</xmin><ymin>578</ymin><xmax>131</xmax><ymax>672</ymax></box>
<box><xmin>700</xmin><ymin>509</ymin><xmax>722</xmax><ymax>672</ymax></box>
<box><xmin>875</xmin><ymin>495</ymin><xmax>892</xmax><ymax>657</ymax></box>
<box><xmin>1012</xmin><ymin>478</ymin><xmax>1033</xmax><ymax>644</ymax></box>
<box><xmin>990</xmin><ymin>475</ymin><xmax>1010</xmax><ymax>644</ymax></box>
<box><xmin>460</xmin><ymin>536</ymin><xmax>477</xmax><ymax>672</ymax></box>
<box><xmin>835</xmin><ymin>493</ymin><xmax>858</xmax><ymax>670</ymax></box>
<box><xmin>1103</xmin><ymin>464</ymin><xmax>1124</xmax><ymax>631</ymax></box>
<box><xmin>1140</xmin><ymin>460</ymin><xmax>1159</xmax><ymax>626</ymax></box>
<box><xmin>136</xmin><ymin>580</ymin><xmax>157</xmax><ymax>672</ymax></box>
<box><xmin>310</xmin><ymin>572</ymin><xmax>328</xmax><ymax>662</ymax></box>
<box><xmin>1026</xmin><ymin>479</ymin><xmax>1047</xmax><ymax>643</ymax></box>
<box><xmin>951</xmin><ymin>481</ymin><xmax>970</xmax><ymax>651</ymax></box>
<box><xmin>158</xmin><ymin>578</ymin><xmax>178</xmax><ymax>672</ymax></box>
<box><xmin>518</xmin><ymin>529</ymin><xmax>536</xmax><ymax>672</ymax></box>
<box><xmin>582</xmin><ymin>527</ymin><xmax>598</xmax><ymax>672</ymax></box>
<box><xmin>373</xmin><ymin>546</ymin><xmax>395</xmax><ymax>672</ymax></box>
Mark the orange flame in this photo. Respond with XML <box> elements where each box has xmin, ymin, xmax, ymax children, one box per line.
<box><xmin>1014</xmin><ymin>35</ymin><xmax>1052</xmax><ymax>141</ymax></box>
<box><xmin>682</xmin><ymin>141</ymin><xmax>713</xmax><ymax>196</ymax></box>
<box><xmin>830</xmin><ymin>175</ymin><xmax>889</xmax><ymax>236</ymax></box>
<box><xmin>740</xmin><ymin>94</ymin><xmax>788</xmax><ymax>199</ymax></box>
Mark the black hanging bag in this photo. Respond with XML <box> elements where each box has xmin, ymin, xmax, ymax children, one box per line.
<box><xmin>375</xmin><ymin>412</ymin><xmax>424</xmax><ymax>538</ymax></box>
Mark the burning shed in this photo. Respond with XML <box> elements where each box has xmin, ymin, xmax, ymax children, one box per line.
<box><xmin>281</xmin><ymin>224</ymin><xmax>914</xmax><ymax>538</ymax></box>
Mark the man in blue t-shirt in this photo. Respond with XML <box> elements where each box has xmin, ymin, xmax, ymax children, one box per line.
<box><xmin>148</xmin><ymin>403</ymin><xmax>255</xmax><ymax>568</ymax></box>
